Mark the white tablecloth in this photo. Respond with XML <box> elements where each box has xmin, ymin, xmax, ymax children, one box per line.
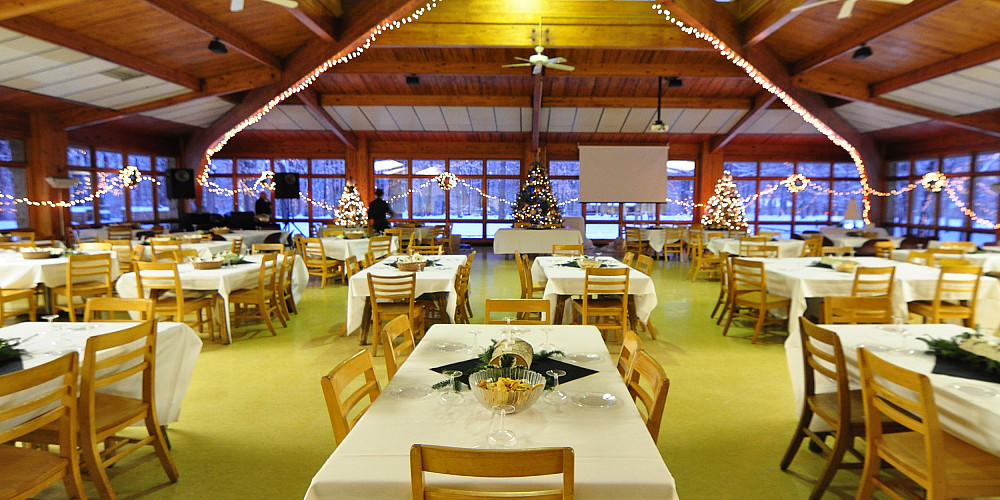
<box><xmin>345</xmin><ymin>255</ymin><xmax>466</xmax><ymax>335</ymax></box>
<box><xmin>172</xmin><ymin>230</ymin><xmax>290</xmax><ymax>249</ymax></box>
<box><xmin>892</xmin><ymin>249</ymin><xmax>1000</xmax><ymax>274</ymax></box>
<box><xmin>0</xmin><ymin>251</ymin><xmax>120</xmax><ymax>289</ymax></box>
<box><xmin>530</xmin><ymin>257</ymin><xmax>657</xmax><ymax>323</ymax></box>
<box><xmin>643</xmin><ymin>228</ymin><xmax>671</xmax><ymax>253</ymax></box>
<box><xmin>493</xmin><ymin>229</ymin><xmax>583</xmax><ymax>255</ymax></box>
<box><xmin>707</xmin><ymin>238</ymin><xmax>805</xmax><ymax>258</ymax></box>
<box><xmin>794</xmin><ymin>324</ymin><xmax>1000</xmax><ymax>455</ymax></box>
<box><xmin>825</xmin><ymin>235</ymin><xmax>905</xmax><ymax>249</ymax></box>
<box><xmin>303</xmin><ymin>324</ymin><xmax>677</xmax><ymax>500</ymax></box>
<box><xmin>0</xmin><ymin>321</ymin><xmax>201</xmax><ymax>425</ymax></box>
<box><xmin>141</xmin><ymin>241</ymin><xmax>233</xmax><ymax>261</ymax></box>
<box><xmin>115</xmin><ymin>254</ymin><xmax>307</xmax><ymax>343</ymax></box>
<box><xmin>73</xmin><ymin>227</ymin><xmax>142</xmax><ymax>242</ymax></box>
<box><xmin>320</xmin><ymin>236</ymin><xmax>398</xmax><ymax>261</ymax></box>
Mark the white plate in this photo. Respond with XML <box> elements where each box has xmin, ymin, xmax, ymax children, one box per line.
<box><xmin>573</xmin><ymin>392</ymin><xmax>617</xmax><ymax>409</ymax></box>
<box><xmin>558</xmin><ymin>352</ymin><xmax>602</xmax><ymax>364</ymax></box>
<box><xmin>434</xmin><ymin>342</ymin><xmax>469</xmax><ymax>352</ymax></box>
<box><xmin>948</xmin><ymin>384</ymin><xmax>998</xmax><ymax>398</ymax></box>
<box><xmin>389</xmin><ymin>385</ymin><xmax>433</xmax><ymax>400</ymax></box>
<box><xmin>855</xmin><ymin>343</ymin><xmax>893</xmax><ymax>353</ymax></box>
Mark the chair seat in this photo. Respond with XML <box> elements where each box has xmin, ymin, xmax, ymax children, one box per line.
<box><xmin>809</xmin><ymin>389</ymin><xmax>900</xmax><ymax>429</ymax></box>
<box><xmin>880</xmin><ymin>431</ymin><xmax>1000</xmax><ymax>492</ymax></box>
<box><xmin>374</xmin><ymin>302</ymin><xmax>422</xmax><ymax>318</ymax></box>
<box><xmin>229</xmin><ymin>287</ymin><xmax>271</xmax><ymax>302</ymax></box>
<box><xmin>0</xmin><ymin>445</ymin><xmax>67</xmax><ymax>499</ymax></box>
<box><xmin>908</xmin><ymin>301</ymin><xmax>973</xmax><ymax>317</ymax></box>
<box><xmin>51</xmin><ymin>281</ymin><xmax>108</xmax><ymax>295</ymax></box>
<box><xmin>154</xmin><ymin>295</ymin><xmax>213</xmax><ymax>314</ymax></box>
<box><xmin>93</xmin><ymin>392</ymin><xmax>148</xmax><ymax>435</ymax></box>
<box><xmin>572</xmin><ymin>297</ymin><xmax>625</xmax><ymax>313</ymax></box>
<box><xmin>734</xmin><ymin>291</ymin><xmax>791</xmax><ymax>308</ymax></box>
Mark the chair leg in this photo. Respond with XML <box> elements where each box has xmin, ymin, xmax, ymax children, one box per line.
<box><xmin>809</xmin><ymin>427</ymin><xmax>852</xmax><ymax>500</ymax></box>
<box><xmin>751</xmin><ymin>308</ymin><xmax>765</xmax><ymax>344</ymax></box>
<box><xmin>145</xmin><ymin>415</ymin><xmax>179</xmax><ymax>482</ymax></box>
<box><xmin>261</xmin><ymin>301</ymin><xmax>277</xmax><ymax>336</ymax></box>
<box><xmin>722</xmin><ymin>305</ymin><xmax>736</xmax><ymax>337</ymax></box>
<box><xmin>80</xmin><ymin>435</ymin><xmax>116</xmax><ymax>500</ymax></box>
<box><xmin>780</xmin><ymin>406</ymin><xmax>813</xmax><ymax>470</ymax></box>
<box><xmin>855</xmin><ymin>453</ymin><xmax>882</xmax><ymax>500</ymax></box>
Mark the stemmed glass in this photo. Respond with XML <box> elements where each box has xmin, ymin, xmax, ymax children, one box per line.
<box><xmin>487</xmin><ymin>404</ymin><xmax>517</xmax><ymax>448</ymax></box>
<box><xmin>440</xmin><ymin>370</ymin><xmax>464</xmax><ymax>406</ymax></box>
<box><xmin>42</xmin><ymin>314</ymin><xmax>67</xmax><ymax>352</ymax></box>
<box><xmin>467</xmin><ymin>329</ymin><xmax>483</xmax><ymax>355</ymax></box>
<box><xmin>503</xmin><ymin>317</ymin><xmax>515</xmax><ymax>342</ymax></box>
<box><xmin>544</xmin><ymin>369</ymin><xmax>568</xmax><ymax>405</ymax></box>
<box><xmin>538</xmin><ymin>326</ymin><xmax>555</xmax><ymax>352</ymax></box>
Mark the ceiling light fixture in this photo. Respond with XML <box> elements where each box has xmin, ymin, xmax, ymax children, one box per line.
<box><xmin>667</xmin><ymin>76</ymin><xmax>683</xmax><ymax>88</ymax></box>
<box><xmin>650</xmin><ymin>76</ymin><xmax>668</xmax><ymax>133</ymax></box>
<box><xmin>208</xmin><ymin>37</ymin><xmax>228</xmax><ymax>55</ymax></box>
<box><xmin>405</xmin><ymin>74</ymin><xmax>420</xmax><ymax>86</ymax></box>
<box><xmin>852</xmin><ymin>43</ymin><xmax>873</xmax><ymax>60</ymax></box>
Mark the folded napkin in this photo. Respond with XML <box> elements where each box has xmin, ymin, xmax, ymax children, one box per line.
<box><xmin>431</xmin><ymin>357</ymin><xmax>598</xmax><ymax>388</ymax></box>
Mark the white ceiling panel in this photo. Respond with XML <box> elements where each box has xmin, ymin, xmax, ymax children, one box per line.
<box><xmin>249</xmin><ymin>107</ymin><xmax>297</xmax><ymax>130</ymax></box>
<box><xmin>93</xmin><ymin>81</ymin><xmax>188</xmax><ymax>109</ymax></box>
<box><xmin>834</xmin><ymin>101</ymin><xmax>928</xmax><ymax>133</ymax></box>
<box><xmin>330</xmin><ymin>106</ymin><xmax>374</xmax><ymax>130</ymax></box>
<box><xmin>281</xmin><ymin>105</ymin><xmax>327</xmax><ymax>130</ymax></box>
<box><xmin>386</xmin><ymin>106</ymin><xmax>422</xmax><ymax>131</ymax></box>
<box><xmin>140</xmin><ymin>97</ymin><xmax>234</xmax><ymax>128</ymax></box>
<box><xmin>441</xmin><ymin>107</ymin><xmax>472</xmax><ymax>131</ymax></box>
<box><xmin>0</xmin><ymin>48</ymin><xmax>87</xmax><ymax>81</ymax></box>
<box><xmin>692</xmin><ymin>109</ymin><xmax>741</xmax><ymax>134</ymax></box>
<box><xmin>2</xmin><ymin>58</ymin><xmax>117</xmax><ymax>91</ymax></box>
<box><xmin>716</xmin><ymin>109</ymin><xmax>748</xmax><ymax>134</ymax></box>
<box><xmin>882</xmin><ymin>59</ymin><xmax>1000</xmax><ymax>116</ymax></box>
<box><xmin>742</xmin><ymin>109</ymin><xmax>793</xmax><ymax>134</ymax></box>
<box><xmin>595</xmin><ymin>108</ymin><xmax>629</xmax><ymax>133</ymax></box>
<box><xmin>520</xmin><ymin>108</ymin><xmax>533</xmax><ymax>132</ymax></box>
<box><xmin>572</xmin><ymin>108</ymin><xmax>602</xmax><ymax>133</ymax></box>
<box><xmin>468</xmin><ymin>107</ymin><xmax>497</xmax><ymax>132</ymax></box>
<box><xmin>547</xmin><ymin>108</ymin><xmax>576</xmax><ymax>133</ymax></box>
<box><xmin>412</xmin><ymin>106</ymin><xmax>447</xmax><ymax>131</ymax></box>
<box><xmin>657</xmin><ymin>108</ymin><xmax>684</xmax><ymax>133</ymax></box>
<box><xmin>621</xmin><ymin>108</ymin><xmax>655</xmax><ymax>133</ymax></box>
<box><xmin>669</xmin><ymin>109</ymin><xmax>710</xmax><ymax>134</ymax></box>
<box><xmin>538</xmin><ymin>108</ymin><xmax>550</xmax><ymax>132</ymax></box>
<box><xmin>0</xmin><ymin>34</ymin><xmax>57</xmax><ymax>62</ymax></box>
<box><xmin>494</xmin><ymin>107</ymin><xmax>522</xmax><ymax>132</ymax></box>
<box><xmin>768</xmin><ymin>110</ymin><xmax>810</xmax><ymax>134</ymax></box>
<box><xmin>359</xmin><ymin>106</ymin><xmax>399</xmax><ymax>131</ymax></box>
<box><xmin>792</xmin><ymin>120</ymin><xmax>822</xmax><ymax>134</ymax></box>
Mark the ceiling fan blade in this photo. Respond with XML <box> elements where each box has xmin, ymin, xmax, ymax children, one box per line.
<box><xmin>512</xmin><ymin>57</ymin><xmax>531</xmax><ymax>62</ymax></box>
<box><xmin>790</xmin><ymin>0</ymin><xmax>840</xmax><ymax>13</ymax></box>
<box><xmin>873</xmin><ymin>0</ymin><xmax>914</xmax><ymax>4</ymax></box>
<box><xmin>547</xmin><ymin>57</ymin><xmax>566</xmax><ymax>64</ymax></box>
<box><xmin>546</xmin><ymin>63</ymin><xmax>575</xmax><ymax>72</ymax></box>
<box><xmin>502</xmin><ymin>63</ymin><xmax>533</xmax><ymax>68</ymax></box>
<box><xmin>532</xmin><ymin>65</ymin><xmax>542</xmax><ymax>75</ymax></box>
<box><xmin>837</xmin><ymin>0</ymin><xmax>857</xmax><ymax>18</ymax></box>
<box><xmin>262</xmin><ymin>0</ymin><xmax>299</xmax><ymax>8</ymax></box>
<box><xmin>230</xmin><ymin>0</ymin><xmax>244</xmax><ymax>12</ymax></box>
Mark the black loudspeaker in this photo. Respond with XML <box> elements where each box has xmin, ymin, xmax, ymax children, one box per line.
<box><xmin>165</xmin><ymin>168</ymin><xmax>195</xmax><ymax>199</ymax></box>
<box><xmin>274</xmin><ymin>172</ymin><xmax>300</xmax><ymax>199</ymax></box>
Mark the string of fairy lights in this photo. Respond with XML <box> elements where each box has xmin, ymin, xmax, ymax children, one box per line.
<box><xmin>4</xmin><ymin>0</ymin><xmax>998</xmax><ymax>229</ymax></box>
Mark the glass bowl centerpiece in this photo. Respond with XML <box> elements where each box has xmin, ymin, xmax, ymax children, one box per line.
<box><xmin>469</xmin><ymin>367</ymin><xmax>545</xmax><ymax>414</ymax></box>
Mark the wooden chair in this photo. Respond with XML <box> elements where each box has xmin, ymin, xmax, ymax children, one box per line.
<box><xmin>365</xmin><ymin>273</ymin><xmax>425</xmax><ymax>356</ymax></box>
<box><xmin>51</xmin><ymin>253</ymin><xmax>114</xmax><ymax>321</ymax></box>
<box><xmin>409</xmin><ymin>244</ymin><xmax>443</xmax><ymax>255</ymax></box>
<box><xmin>624</xmin><ymin>226</ymin><xmax>643</xmax><ymax>256</ymax></box>
<box><xmin>822</xmin><ymin>296</ymin><xmax>893</xmax><ymax>324</ymax></box>
<box><xmin>711</xmin><ymin>255</ymin><xmax>732</xmax><ymax>325</ymax></box>
<box><xmin>484</xmin><ymin>299</ymin><xmax>550</xmax><ymax>325</ymax></box>
<box><xmin>130</xmin><ymin>244</ymin><xmax>147</xmax><ymax>271</ymax></box>
<box><xmin>135</xmin><ymin>261</ymin><xmax>215</xmax><ymax>338</ymax></box>
<box><xmin>742</xmin><ymin>244</ymin><xmax>778</xmax><ymax>258</ymax></box>
<box><xmin>104</xmin><ymin>239</ymin><xmax>135</xmax><ymax>274</ymax></box>
<box><xmin>852</xmin><ymin>266</ymin><xmax>895</xmax><ymax>297</ymax></box>
<box><xmin>84</xmin><ymin>297</ymin><xmax>155</xmax><ymax>321</ymax></box>
<box><xmin>936</xmin><ymin>257</ymin><xmax>969</xmax><ymax>267</ymax></box>
<box><xmin>685</xmin><ymin>228</ymin><xmax>703</xmax><ymax>261</ymax></box>
<box><xmin>384</xmin><ymin>228</ymin><xmax>404</xmax><ymax>252</ymax></box>
<box><xmin>170</xmin><ymin>249</ymin><xmax>199</xmax><ymax>263</ymax></box>
<box><xmin>431</xmin><ymin>225</ymin><xmax>452</xmax><ymax>254</ymax></box>
<box><xmin>297</xmin><ymin>236</ymin><xmax>342</xmax><ymax>287</ymax></box>
<box><xmin>662</xmin><ymin>227</ymin><xmax>685</xmax><ymax>261</ymax></box>
<box><xmin>616</xmin><ymin>329</ymin><xmax>643</xmax><ymax>381</ymax></box>
<box><xmin>10</xmin><ymin>230</ymin><xmax>35</xmax><ymax>243</ymax></box>
<box><xmin>688</xmin><ymin>236</ymin><xmax>722</xmax><ymax>282</ymax></box>
<box><xmin>722</xmin><ymin>258</ymin><xmax>790</xmax><ymax>343</ymax></box>
<box><xmin>276</xmin><ymin>249</ymin><xmax>298</xmax><ymax>320</ymax></box>
<box><xmin>855</xmin><ymin>348</ymin><xmax>1000</xmax><ymax>500</ymax></box>
<box><xmin>939</xmin><ymin>241</ymin><xmax>977</xmax><ymax>253</ymax></box>
<box><xmin>230</xmin><ymin>236</ymin><xmax>243</xmax><ymax>253</ymax></box>
<box><xmin>907</xmin><ymin>264</ymin><xmax>981</xmax><ymax>327</ymax></box>
<box><xmin>906</xmin><ymin>250</ymin><xmax>935</xmax><ymax>266</ymax></box>
<box><xmin>149</xmin><ymin>240</ymin><xmax>181</xmax><ymax>262</ymax></box>
<box><xmin>755</xmin><ymin>231</ymin><xmax>780</xmax><ymax>239</ymax></box>
<box><xmin>453</xmin><ymin>263</ymin><xmax>472</xmax><ymax>324</ymax></box>
<box><xmin>780</xmin><ymin>318</ymin><xmax>875</xmax><ymax>500</ymax></box>
<box><xmin>363</xmin><ymin>250</ymin><xmax>379</xmax><ymax>268</ymax></box>
<box><xmin>80</xmin><ymin>321</ymin><xmax>178</xmax><ymax>499</ymax></box>
<box><xmin>381</xmin><ymin>315</ymin><xmax>416</xmax><ymax>381</ymax></box>
<box><xmin>321</xmin><ymin>226</ymin><xmax>345</xmax><ymax>238</ymax></box>
<box><xmin>79</xmin><ymin>241</ymin><xmax>112</xmax><ymax>251</ymax></box>
<box><xmin>251</xmin><ymin>243</ymin><xmax>284</xmax><ymax>253</ymax></box>
<box><xmin>229</xmin><ymin>252</ymin><xmax>285</xmax><ymax>336</ymax></box>
<box><xmin>821</xmin><ymin>246</ymin><xmax>854</xmax><ymax>257</ymax></box>
<box><xmin>368</xmin><ymin>235</ymin><xmax>394</xmax><ymax>258</ymax></box>
<box><xmin>552</xmin><ymin>244</ymin><xmax>584</xmax><ymax>256</ymax></box>
<box><xmin>345</xmin><ymin>255</ymin><xmax>362</xmax><ymax>277</ymax></box>
<box><xmin>410</xmin><ymin>444</ymin><xmax>574</xmax><ymax>500</ymax></box>
<box><xmin>571</xmin><ymin>267</ymin><xmax>630</xmax><ymax>341</ymax></box>
<box><xmin>0</xmin><ymin>286</ymin><xmax>37</xmax><ymax>325</ymax></box>
<box><xmin>107</xmin><ymin>226</ymin><xmax>133</xmax><ymax>240</ymax></box>
<box><xmin>632</xmin><ymin>255</ymin><xmax>657</xmax><ymax>338</ymax></box>
<box><xmin>514</xmin><ymin>252</ymin><xmax>545</xmax><ymax>299</ymax></box>
<box><xmin>0</xmin><ymin>352</ymin><xmax>85</xmax><ymax>500</ymax></box>
<box><xmin>621</xmin><ymin>251</ymin><xmax>636</xmax><ymax>268</ymax></box>
<box><xmin>626</xmin><ymin>350</ymin><xmax>669</xmax><ymax>443</ymax></box>
<box><xmin>801</xmin><ymin>236</ymin><xmax>823</xmax><ymax>257</ymax></box>
<box><xmin>321</xmin><ymin>349</ymin><xmax>381</xmax><ymax>444</ymax></box>
<box><xmin>873</xmin><ymin>240</ymin><xmax>894</xmax><ymax>259</ymax></box>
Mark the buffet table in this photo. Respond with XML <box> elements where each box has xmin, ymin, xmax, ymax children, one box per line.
<box><xmin>303</xmin><ymin>324</ymin><xmax>677</xmax><ymax>499</ymax></box>
<box><xmin>493</xmin><ymin>228</ymin><xmax>583</xmax><ymax>255</ymax></box>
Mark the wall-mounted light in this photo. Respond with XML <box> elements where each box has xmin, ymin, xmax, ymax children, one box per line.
<box><xmin>667</xmin><ymin>76</ymin><xmax>683</xmax><ymax>88</ymax></box>
<box><xmin>208</xmin><ymin>37</ymin><xmax>228</xmax><ymax>55</ymax></box>
<box><xmin>405</xmin><ymin>74</ymin><xmax>420</xmax><ymax>86</ymax></box>
<box><xmin>852</xmin><ymin>43</ymin><xmax>873</xmax><ymax>60</ymax></box>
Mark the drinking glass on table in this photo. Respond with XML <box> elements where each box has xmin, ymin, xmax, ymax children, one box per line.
<box><xmin>487</xmin><ymin>404</ymin><xmax>517</xmax><ymax>448</ymax></box>
<box><xmin>440</xmin><ymin>370</ymin><xmax>464</xmax><ymax>406</ymax></box>
<box><xmin>544</xmin><ymin>369</ymin><xmax>568</xmax><ymax>405</ymax></box>
<box><xmin>467</xmin><ymin>329</ymin><xmax>483</xmax><ymax>355</ymax></box>
<box><xmin>538</xmin><ymin>326</ymin><xmax>555</xmax><ymax>352</ymax></box>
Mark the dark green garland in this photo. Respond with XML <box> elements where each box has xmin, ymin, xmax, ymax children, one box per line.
<box><xmin>431</xmin><ymin>339</ymin><xmax>564</xmax><ymax>391</ymax></box>
<box><xmin>0</xmin><ymin>338</ymin><xmax>25</xmax><ymax>362</ymax></box>
<box><xmin>919</xmin><ymin>332</ymin><xmax>1000</xmax><ymax>377</ymax></box>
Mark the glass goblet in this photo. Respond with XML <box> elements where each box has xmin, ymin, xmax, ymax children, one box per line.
<box><xmin>440</xmin><ymin>370</ymin><xmax>464</xmax><ymax>406</ymax></box>
<box><xmin>467</xmin><ymin>329</ymin><xmax>483</xmax><ymax>355</ymax></box>
<box><xmin>538</xmin><ymin>326</ymin><xmax>556</xmax><ymax>352</ymax></box>
<box><xmin>544</xmin><ymin>369</ymin><xmax>568</xmax><ymax>405</ymax></box>
<box><xmin>487</xmin><ymin>404</ymin><xmax>517</xmax><ymax>448</ymax></box>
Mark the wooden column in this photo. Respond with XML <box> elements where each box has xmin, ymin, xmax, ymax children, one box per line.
<box><xmin>695</xmin><ymin>141</ymin><xmax>724</xmax><ymax>221</ymax></box>
<box><xmin>26</xmin><ymin>112</ymin><xmax>68</xmax><ymax>239</ymax></box>
<box><xmin>347</xmin><ymin>137</ymin><xmax>371</xmax><ymax>202</ymax></box>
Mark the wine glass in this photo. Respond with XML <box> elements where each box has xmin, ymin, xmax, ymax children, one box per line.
<box><xmin>544</xmin><ymin>369</ymin><xmax>568</xmax><ymax>405</ymax></box>
<box><xmin>503</xmin><ymin>317</ymin><xmax>515</xmax><ymax>342</ymax></box>
<box><xmin>440</xmin><ymin>370</ymin><xmax>464</xmax><ymax>406</ymax></box>
<box><xmin>538</xmin><ymin>326</ymin><xmax>555</xmax><ymax>352</ymax></box>
<box><xmin>487</xmin><ymin>404</ymin><xmax>517</xmax><ymax>448</ymax></box>
<box><xmin>467</xmin><ymin>329</ymin><xmax>483</xmax><ymax>355</ymax></box>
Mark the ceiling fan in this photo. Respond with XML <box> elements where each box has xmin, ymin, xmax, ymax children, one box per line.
<box><xmin>230</xmin><ymin>0</ymin><xmax>298</xmax><ymax>12</ymax></box>
<box><xmin>502</xmin><ymin>45</ymin><xmax>575</xmax><ymax>75</ymax></box>
<box><xmin>791</xmin><ymin>0</ymin><xmax>913</xmax><ymax>19</ymax></box>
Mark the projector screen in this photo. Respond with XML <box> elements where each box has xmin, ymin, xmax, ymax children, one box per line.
<box><xmin>578</xmin><ymin>145</ymin><xmax>669</xmax><ymax>202</ymax></box>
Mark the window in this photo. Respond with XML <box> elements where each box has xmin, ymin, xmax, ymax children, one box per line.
<box><xmin>0</xmin><ymin>137</ymin><xmax>27</xmax><ymax>230</ymax></box>
<box><xmin>374</xmin><ymin>157</ymin><xmax>522</xmax><ymax>239</ymax></box>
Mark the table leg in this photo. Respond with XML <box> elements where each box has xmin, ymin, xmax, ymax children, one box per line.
<box><xmin>221</xmin><ymin>294</ymin><xmax>234</xmax><ymax>344</ymax></box>
<box><xmin>554</xmin><ymin>295</ymin><xmax>568</xmax><ymax>324</ymax></box>
<box><xmin>358</xmin><ymin>298</ymin><xmax>372</xmax><ymax>345</ymax></box>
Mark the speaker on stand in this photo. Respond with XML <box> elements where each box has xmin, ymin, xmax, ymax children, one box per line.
<box><xmin>273</xmin><ymin>173</ymin><xmax>302</xmax><ymax>236</ymax></box>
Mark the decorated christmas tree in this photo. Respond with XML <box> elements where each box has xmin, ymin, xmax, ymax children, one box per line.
<box><xmin>701</xmin><ymin>171</ymin><xmax>748</xmax><ymax>230</ymax></box>
<box><xmin>514</xmin><ymin>161</ymin><xmax>563</xmax><ymax>227</ymax></box>
<box><xmin>334</xmin><ymin>184</ymin><xmax>368</xmax><ymax>227</ymax></box>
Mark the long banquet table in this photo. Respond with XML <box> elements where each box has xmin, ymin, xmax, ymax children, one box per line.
<box><xmin>530</xmin><ymin>256</ymin><xmax>657</xmax><ymax>325</ymax></box>
<box><xmin>706</xmin><ymin>237</ymin><xmax>804</xmax><ymax>258</ymax></box>
<box><xmin>0</xmin><ymin>321</ymin><xmax>202</xmax><ymax>425</ymax></box>
<box><xmin>892</xmin><ymin>248</ymin><xmax>1000</xmax><ymax>273</ymax></box>
<box><xmin>492</xmin><ymin>228</ymin><xmax>583</xmax><ymax>255</ymax></box>
<box><xmin>0</xmin><ymin>250</ymin><xmax>121</xmax><ymax>289</ymax></box>
<box><xmin>798</xmin><ymin>323</ymin><xmax>1000</xmax><ymax>454</ymax></box>
<box><xmin>303</xmin><ymin>324</ymin><xmax>677</xmax><ymax>499</ymax></box>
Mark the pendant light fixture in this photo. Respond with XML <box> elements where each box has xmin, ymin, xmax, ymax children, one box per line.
<box><xmin>650</xmin><ymin>76</ymin><xmax>668</xmax><ymax>132</ymax></box>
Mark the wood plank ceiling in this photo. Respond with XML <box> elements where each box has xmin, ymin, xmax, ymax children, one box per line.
<box><xmin>0</xmin><ymin>0</ymin><xmax>998</xmax><ymax>147</ymax></box>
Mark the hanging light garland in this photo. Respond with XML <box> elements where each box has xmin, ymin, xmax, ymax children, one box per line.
<box><xmin>435</xmin><ymin>172</ymin><xmax>459</xmax><ymax>191</ymax></box>
<box><xmin>780</xmin><ymin>174</ymin><xmax>809</xmax><ymax>194</ymax></box>
<box><xmin>921</xmin><ymin>171</ymin><xmax>948</xmax><ymax>192</ymax></box>
<box><xmin>253</xmin><ymin>171</ymin><xmax>276</xmax><ymax>192</ymax></box>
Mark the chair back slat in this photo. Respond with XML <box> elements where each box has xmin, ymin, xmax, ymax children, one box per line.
<box><xmin>626</xmin><ymin>350</ymin><xmax>669</xmax><ymax>442</ymax></box>
<box><xmin>852</xmin><ymin>266</ymin><xmax>895</xmax><ymax>296</ymax></box>
<box><xmin>616</xmin><ymin>330</ymin><xmax>643</xmax><ymax>381</ymax></box>
<box><xmin>410</xmin><ymin>444</ymin><xmax>574</xmax><ymax>499</ymax></box>
<box><xmin>484</xmin><ymin>299</ymin><xmax>550</xmax><ymax>324</ymax></box>
<box><xmin>0</xmin><ymin>352</ymin><xmax>77</xmax><ymax>448</ymax></box>
<box><xmin>321</xmin><ymin>349</ymin><xmax>381</xmax><ymax>444</ymax></box>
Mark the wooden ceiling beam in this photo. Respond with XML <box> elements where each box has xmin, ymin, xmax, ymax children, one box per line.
<box><xmin>139</xmin><ymin>0</ymin><xmax>284</xmax><ymax>71</ymax></box>
<box><xmin>871</xmin><ymin>40</ymin><xmax>1000</xmax><ymax>96</ymax></box>
<box><xmin>0</xmin><ymin>0</ymin><xmax>85</xmax><ymax>21</ymax></box>
<box><xmin>299</xmin><ymin>88</ymin><xmax>357</xmax><ymax>149</ymax></box>
<box><xmin>0</xmin><ymin>16</ymin><xmax>201</xmax><ymax>90</ymax></box>
<box><xmin>319</xmin><ymin>94</ymin><xmax>751</xmax><ymax>109</ymax></box>
<box><xmin>326</xmin><ymin>60</ymin><xmax>746</xmax><ymax>78</ymax></box>
<box><xmin>201</xmin><ymin>67</ymin><xmax>280</xmax><ymax>95</ymax></box>
<box><xmin>790</xmin><ymin>0</ymin><xmax>959</xmax><ymax>75</ymax></box>
<box><xmin>288</xmin><ymin>0</ymin><xmax>339</xmax><ymax>42</ymax></box>
<box><xmin>742</xmin><ymin>0</ymin><xmax>806</xmax><ymax>47</ymax></box>
<box><xmin>711</xmin><ymin>93</ymin><xmax>778</xmax><ymax>152</ymax></box>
